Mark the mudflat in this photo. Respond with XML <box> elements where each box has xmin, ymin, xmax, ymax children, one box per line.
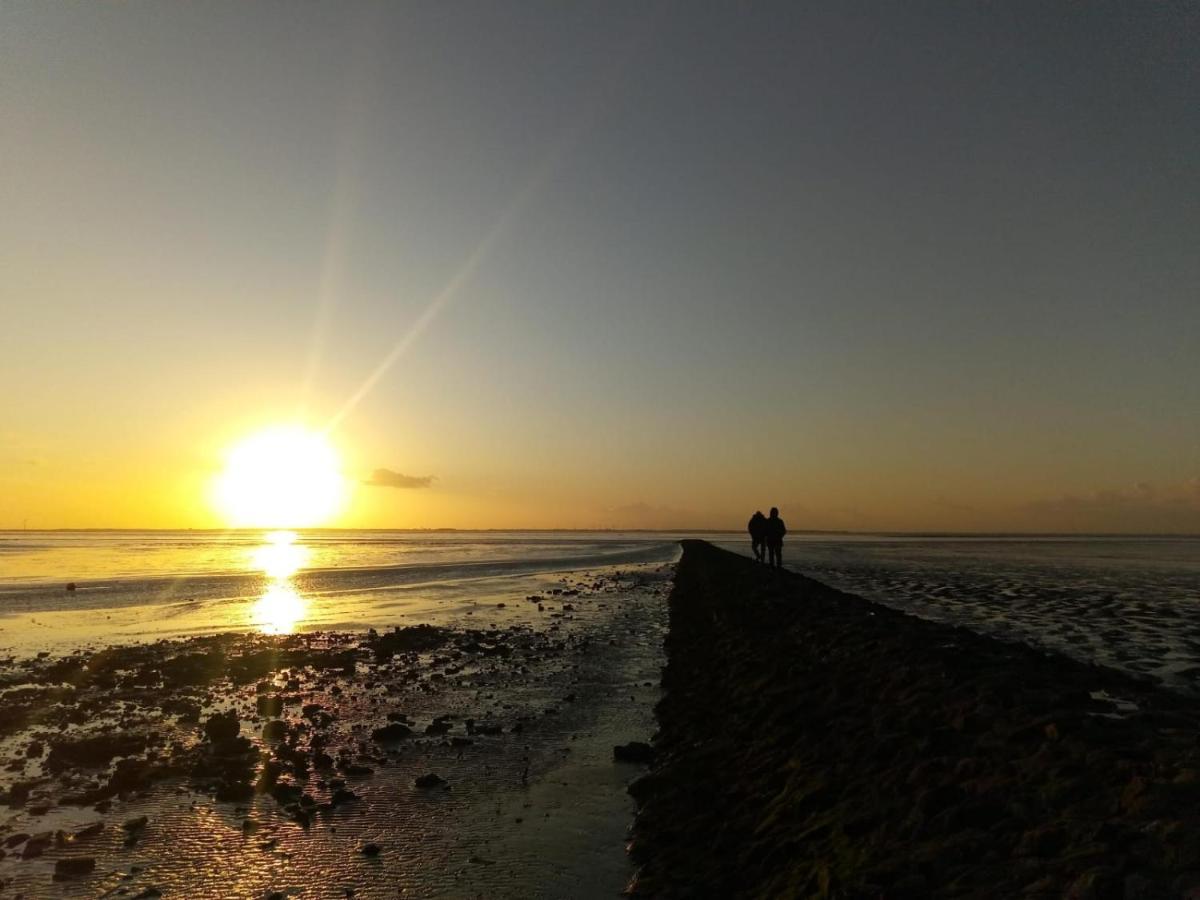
<box><xmin>628</xmin><ymin>541</ymin><xmax>1200</xmax><ymax>898</ymax></box>
<box><xmin>0</xmin><ymin>564</ymin><xmax>669</xmax><ymax>898</ymax></box>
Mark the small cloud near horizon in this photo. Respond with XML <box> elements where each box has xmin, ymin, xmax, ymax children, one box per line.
<box><xmin>363</xmin><ymin>469</ymin><xmax>435</xmax><ymax>489</ymax></box>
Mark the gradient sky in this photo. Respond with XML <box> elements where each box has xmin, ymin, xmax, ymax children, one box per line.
<box><xmin>2</xmin><ymin>2</ymin><xmax>1197</xmax><ymax>531</ymax></box>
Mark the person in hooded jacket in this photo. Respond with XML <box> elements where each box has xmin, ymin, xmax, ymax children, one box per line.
<box><xmin>747</xmin><ymin>510</ymin><xmax>767</xmax><ymax>562</ymax></box>
<box><xmin>764</xmin><ymin>507</ymin><xmax>787</xmax><ymax>569</ymax></box>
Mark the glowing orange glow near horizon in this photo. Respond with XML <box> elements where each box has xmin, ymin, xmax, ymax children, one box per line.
<box><xmin>212</xmin><ymin>426</ymin><xmax>348</xmax><ymax>529</ymax></box>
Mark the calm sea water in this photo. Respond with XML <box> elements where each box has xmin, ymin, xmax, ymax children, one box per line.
<box><xmin>0</xmin><ymin>530</ymin><xmax>685</xmax><ymax>654</ymax></box>
<box><xmin>0</xmin><ymin>530</ymin><xmax>1197</xmax><ymax>689</ymax></box>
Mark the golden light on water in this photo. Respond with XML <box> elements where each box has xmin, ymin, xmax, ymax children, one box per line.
<box><xmin>250</xmin><ymin>530</ymin><xmax>310</xmax><ymax>634</ymax></box>
<box><xmin>253</xmin><ymin>530</ymin><xmax>308</xmax><ymax>578</ymax></box>
<box><xmin>212</xmin><ymin>425</ymin><xmax>347</xmax><ymax>528</ymax></box>
<box><xmin>252</xmin><ymin>582</ymin><xmax>308</xmax><ymax>635</ymax></box>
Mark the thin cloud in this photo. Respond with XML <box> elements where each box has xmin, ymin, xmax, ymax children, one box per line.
<box><xmin>363</xmin><ymin>469</ymin><xmax>434</xmax><ymax>489</ymax></box>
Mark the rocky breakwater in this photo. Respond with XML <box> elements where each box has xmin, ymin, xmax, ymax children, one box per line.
<box><xmin>627</xmin><ymin>541</ymin><xmax>1200</xmax><ymax>898</ymax></box>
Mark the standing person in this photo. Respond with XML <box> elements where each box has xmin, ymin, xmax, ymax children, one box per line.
<box><xmin>764</xmin><ymin>507</ymin><xmax>787</xmax><ymax>569</ymax></box>
<box><xmin>747</xmin><ymin>510</ymin><xmax>767</xmax><ymax>562</ymax></box>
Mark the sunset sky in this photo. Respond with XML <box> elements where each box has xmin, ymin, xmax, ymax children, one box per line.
<box><xmin>2</xmin><ymin>3</ymin><xmax>1197</xmax><ymax>532</ymax></box>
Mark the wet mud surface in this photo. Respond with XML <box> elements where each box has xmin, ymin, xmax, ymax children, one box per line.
<box><xmin>783</xmin><ymin>539</ymin><xmax>1200</xmax><ymax>694</ymax></box>
<box><xmin>628</xmin><ymin>542</ymin><xmax>1200</xmax><ymax>898</ymax></box>
<box><xmin>0</xmin><ymin>564</ymin><xmax>670</xmax><ymax>898</ymax></box>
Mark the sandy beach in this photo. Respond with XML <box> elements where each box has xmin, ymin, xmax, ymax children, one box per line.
<box><xmin>628</xmin><ymin>541</ymin><xmax>1200</xmax><ymax>898</ymax></box>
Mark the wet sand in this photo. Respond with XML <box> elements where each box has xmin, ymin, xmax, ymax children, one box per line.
<box><xmin>628</xmin><ymin>542</ymin><xmax>1200</xmax><ymax>898</ymax></box>
<box><xmin>0</xmin><ymin>564</ymin><xmax>670</xmax><ymax>898</ymax></box>
<box><xmin>779</xmin><ymin>538</ymin><xmax>1200</xmax><ymax>694</ymax></box>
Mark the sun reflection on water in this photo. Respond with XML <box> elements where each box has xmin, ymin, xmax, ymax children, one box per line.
<box><xmin>252</xmin><ymin>530</ymin><xmax>309</xmax><ymax>578</ymax></box>
<box><xmin>252</xmin><ymin>582</ymin><xmax>308</xmax><ymax>635</ymax></box>
<box><xmin>250</xmin><ymin>531</ymin><xmax>310</xmax><ymax>634</ymax></box>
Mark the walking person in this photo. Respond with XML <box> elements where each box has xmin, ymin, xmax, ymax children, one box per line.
<box><xmin>747</xmin><ymin>510</ymin><xmax>767</xmax><ymax>562</ymax></box>
<box><xmin>764</xmin><ymin>507</ymin><xmax>786</xmax><ymax>569</ymax></box>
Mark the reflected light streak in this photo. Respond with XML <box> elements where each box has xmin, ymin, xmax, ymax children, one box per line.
<box><xmin>252</xmin><ymin>582</ymin><xmax>308</xmax><ymax>635</ymax></box>
<box><xmin>250</xmin><ymin>531</ymin><xmax>310</xmax><ymax>634</ymax></box>
<box><xmin>252</xmin><ymin>530</ymin><xmax>309</xmax><ymax>579</ymax></box>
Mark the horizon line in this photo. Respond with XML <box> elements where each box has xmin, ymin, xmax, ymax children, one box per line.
<box><xmin>3</xmin><ymin>527</ymin><xmax>1198</xmax><ymax>539</ymax></box>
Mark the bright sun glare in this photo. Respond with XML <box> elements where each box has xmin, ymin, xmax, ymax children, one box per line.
<box><xmin>213</xmin><ymin>425</ymin><xmax>347</xmax><ymax>528</ymax></box>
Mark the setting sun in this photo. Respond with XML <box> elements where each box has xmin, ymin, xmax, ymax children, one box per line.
<box><xmin>212</xmin><ymin>426</ymin><xmax>347</xmax><ymax>528</ymax></box>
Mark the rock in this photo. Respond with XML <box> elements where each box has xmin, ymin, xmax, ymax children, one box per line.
<box><xmin>361</xmin><ymin>842</ymin><xmax>382</xmax><ymax>856</ymax></box>
<box><xmin>215</xmin><ymin>780</ymin><xmax>254</xmax><ymax>802</ymax></box>
<box><xmin>46</xmin><ymin>732</ymin><xmax>149</xmax><ymax>772</ymax></box>
<box><xmin>313</xmin><ymin>752</ymin><xmax>335</xmax><ymax>769</ymax></box>
<box><xmin>262</xmin><ymin>719</ymin><xmax>289</xmax><ymax>741</ymax></box>
<box><xmin>123</xmin><ymin>816</ymin><xmax>148</xmax><ymax>831</ymax></box>
<box><xmin>21</xmin><ymin>832</ymin><xmax>52</xmax><ymax>858</ymax></box>
<box><xmin>1016</xmin><ymin>823</ymin><xmax>1070</xmax><ymax>858</ymax></box>
<box><xmin>614</xmin><ymin>741</ymin><xmax>655</xmax><ymax>764</ymax></box>
<box><xmin>53</xmin><ymin>857</ymin><xmax>96</xmax><ymax>879</ymax></box>
<box><xmin>914</xmin><ymin>783</ymin><xmax>964</xmax><ymax>819</ymax></box>
<box><xmin>414</xmin><ymin>773</ymin><xmax>446</xmax><ymax>789</ymax></box>
<box><xmin>203</xmin><ymin>711</ymin><xmax>240</xmax><ymax>744</ymax></box>
<box><xmin>257</xmin><ymin>695</ymin><xmax>284</xmax><ymax>716</ymax></box>
<box><xmin>1124</xmin><ymin>873</ymin><xmax>1167</xmax><ymax>900</ymax></box>
<box><xmin>1065</xmin><ymin>867</ymin><xmax>1122</xmax><ymax>900</ymax></box>
<box><xmin>371</xmin><ymin>723</ymin><xmax>413</xmax><ymax>742</ymax></box>
<box><xmin>269</xmin><ymin>781</ymin><xmax>302</xmax><ymax>805</ymax></box>
<box><xmin>367</xmin><ymin>625</ymin><xmax>451</xmax><ymax>659</ymax></box>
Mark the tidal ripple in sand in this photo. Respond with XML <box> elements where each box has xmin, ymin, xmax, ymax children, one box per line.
<box><xmin>772</xmin><ymin>537</ymin><xmax>1200</xmax><ymax>694</ymax></box>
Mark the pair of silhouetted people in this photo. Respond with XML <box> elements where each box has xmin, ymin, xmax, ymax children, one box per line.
<box><xmin>747</xmin><ymin>507</ymin><xmax>786</xmax><ymax>568</ymax></box>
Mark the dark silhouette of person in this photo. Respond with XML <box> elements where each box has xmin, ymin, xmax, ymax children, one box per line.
<box><xmin>747</xmin><ymin>510</ymin><xmax>767</xmax><ymax>562</ymax></box>
<box><xmin>764</xmin><ymin>507</ymin><xmax>786</xmax><ymax>569</ymax></box>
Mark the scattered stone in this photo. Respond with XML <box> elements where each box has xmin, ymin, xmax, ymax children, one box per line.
<box><xmin>53</xmin><ymin>857</ymin><xmax>96</xmax><ymax>879</ymax></box>
<box><xmin>614</xmin><ymin>741</ymin><xmax>654</xmax><ymax>764</ymax></box>
<box><xmin>256</xmin><ymin>695</ymin><xmax>284</xmax><ymax>717</ymax></box>
<box><xmin>371</xmin><ymin>722</ymin><xmax>413</xmax><ymax>742</ymax></box>
<box><xmin>203</xmin><ymin>711</ymin><xmax>240</xmax><ymax>744</ymax></box>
